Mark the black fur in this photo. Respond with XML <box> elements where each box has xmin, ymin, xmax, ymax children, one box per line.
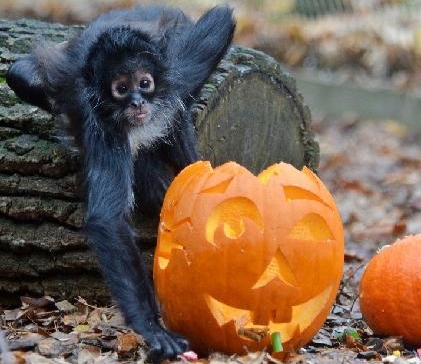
<box><xmin>7</xmin><ymin>6</ymin><xmax>235</xmax><ymax>362</ymax></box>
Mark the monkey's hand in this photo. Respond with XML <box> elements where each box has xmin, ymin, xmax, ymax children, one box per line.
<box><xmin>86</xmin><ymin>212</ymin><xmax>189</xmax><ymax>362</ymax></box>
<box><xmin>6</xmin><ymin>55</ymin><xmax>53</xmax><ymax>112</ymax></box>
<box><xmin>137</xmin><ymin>320</ymin><xmax>189</xmax><ymax>362</ymax></box>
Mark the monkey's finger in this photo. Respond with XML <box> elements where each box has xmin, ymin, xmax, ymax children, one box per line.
<box><xmin>147</xmin><ymin>330</ymin><xmax>188</xmax><ymax>362</ymax></box>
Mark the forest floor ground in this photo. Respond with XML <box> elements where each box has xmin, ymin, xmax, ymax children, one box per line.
<box><xmin>2</xmin><ymin>115</ymin><xmax>421</xmax><ymax>364</ymax></box>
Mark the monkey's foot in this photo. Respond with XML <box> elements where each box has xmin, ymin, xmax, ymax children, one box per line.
<box><xmin>142</xmin><ymin>324</ymin><xmax>189</xmax><ymax>363</ymax></box>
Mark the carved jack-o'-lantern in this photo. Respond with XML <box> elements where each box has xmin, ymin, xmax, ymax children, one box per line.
<box><xmin>153</xmin><ymin>161</ymin><xmax>344</xmax><ymax>355</ymax></box>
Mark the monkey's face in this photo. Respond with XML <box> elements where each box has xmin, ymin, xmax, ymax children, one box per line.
<box><xmin>84</xmin><ymin>28</ymin><xmax>182</xmax><ymax>152</ymax></box>
<box><xmin>104</xmin><ymin>62</ymin><xmax>174</xmax><ymax>152</ymax></box>
<box><xmin>100</xmin><ymin>58</ymin><xmax>179</xmax><ymax>153</ymax></box>
<box><xmin>109</xmin><ymin>69</ymin><xmax>155</xmax><ymax>126</ymax></box>
<box><xmin>87</xmin><ymin>50</ymin><xmax>179</xmax><ymax>153</ymax></box>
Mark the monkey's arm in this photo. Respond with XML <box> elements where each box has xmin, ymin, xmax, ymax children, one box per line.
<box><xmin>6</xmin><ymin>55</ymin><xmax>53</xmax><ymax>112</ymax></box>
<box><xmin>82</xmin><ymin>123</ymin><xmax>188</xmax><ymax>361</ymax></box>
<box><xmin>168</xmin><ymin>6</ymin><xmax>235</xmax><ymax>99</ymax></box>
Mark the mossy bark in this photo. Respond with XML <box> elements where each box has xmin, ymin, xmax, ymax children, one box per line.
<box><xmin>0</xmin><ymin>18</ymin><xmax>319</xmax><ymax>303</ymax></box>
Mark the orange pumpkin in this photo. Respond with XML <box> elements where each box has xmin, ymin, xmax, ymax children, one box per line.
<box><xmin>153</xmin><ymin>161</ymin><xmax>344</xmax><ymax>355</ymax></box>
<box><xmin>359</xmin><ymin>235</ymin><xmax>421</xmax><ymax>346</ymax></box>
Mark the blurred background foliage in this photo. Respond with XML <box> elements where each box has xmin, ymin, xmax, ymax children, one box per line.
<box><xmin>1</xmin><ymin>0</ymin><xmax>421</xmax><ymax>90</ymax></box>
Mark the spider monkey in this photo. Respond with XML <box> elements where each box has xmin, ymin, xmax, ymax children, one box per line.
<box><xmin>7</xmin><ymin>6</ymin><xmax>235</xmax><ymax>361</ymax></box>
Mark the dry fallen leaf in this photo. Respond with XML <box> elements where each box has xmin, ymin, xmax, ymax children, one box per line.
<box><xmin>37</xmin><ymin>337</ymin><xmax>77</xmax><ymax>357</ymax></box>
<box><xmin>55</xmin><ymin>300</ymin><xmax>77</xmax><ymax>314</ymax></box>
<box><xmin>7</xmin><ymin>333</ymin><xmax>45</xmax><ymax>351</ymax></box>
<box><xmin>116</xmin><ymin>332</ymin><xmax>140</xmax><ymax>358</ymax></box>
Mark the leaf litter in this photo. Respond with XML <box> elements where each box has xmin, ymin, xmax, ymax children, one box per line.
<box><xmin>2</xmin><ymin>116</ymin><xmax>421</xmax><ymax>363</ymax></box>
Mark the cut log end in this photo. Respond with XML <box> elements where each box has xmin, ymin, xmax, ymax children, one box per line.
<box><xmin>195</xmin><ymin>46</ymin><xmax>319</xmax><ymax>173</ymax></box>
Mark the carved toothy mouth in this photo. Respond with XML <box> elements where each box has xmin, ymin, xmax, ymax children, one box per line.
<box><xmin>204</xmin><ymin>283</ymin><xmax>335</xmax><ymax>344</ymax></box>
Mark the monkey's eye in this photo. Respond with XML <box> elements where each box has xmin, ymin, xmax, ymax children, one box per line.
<box><xmin>116</xmin><ymin>84</ymin><xmax>129</xmax><ymax>96</ymax></box>
<box><xmin>140</xmin><ymin>79</ymin><xmax>151</xmax><ymax>89</ymax></box>
<box><xmin>111</xmin><ymin>78</ymin><xmax>130</xmax><ymax>100</ymax></box>
<box><xmin>138</xmin><ymin>75</ymin><xmax>155</xmax><ymax>94</ymax></box>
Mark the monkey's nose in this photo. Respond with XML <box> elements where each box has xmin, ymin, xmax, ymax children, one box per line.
<box><xmin>130</xmin><ymin>95</ymin><xmax>144</xmax><ymax>108</ymax></box>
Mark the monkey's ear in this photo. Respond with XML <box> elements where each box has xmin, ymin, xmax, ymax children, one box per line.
<box><xmin>167</xmin><ymin>6</ymin><xmax>235</xmax><ymax>98</ymax></box>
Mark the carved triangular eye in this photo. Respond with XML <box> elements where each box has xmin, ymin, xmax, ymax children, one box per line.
<box><xmin>288</xmin><ymin>213</ymin><xmax>334</xmax><ymax>241</ymax></box>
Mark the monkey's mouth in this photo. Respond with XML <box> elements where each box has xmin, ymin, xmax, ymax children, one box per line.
<box><xmin>135</xmin><ymin>109</ymin><xmax>148</xmax><ymax>120</ymax></box>
<box><xmin>126</xmin><ymin>107</ymin><xmax>150</xmax><ymax>125</ymax></box>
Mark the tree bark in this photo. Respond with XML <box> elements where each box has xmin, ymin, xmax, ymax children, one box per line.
<box><xmin>0</xmin><ymin>18</ymin><xmax>319</xmax><ymax>303</ymax></box>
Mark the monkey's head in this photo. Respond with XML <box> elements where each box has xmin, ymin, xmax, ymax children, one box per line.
<box><xmin>83</xmin><ymin>27</ymin><xmax>178</xmax><ymax>151</ymax></box>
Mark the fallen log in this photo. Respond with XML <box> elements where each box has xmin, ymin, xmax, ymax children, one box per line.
<box><xmin>0</xmin><ymin>18</ymin><xmax>319</xmax><ymax>303</ymax></box>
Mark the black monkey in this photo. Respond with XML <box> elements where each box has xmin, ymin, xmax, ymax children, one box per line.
<box><xmin>7</xmin><ymin>6</ymin><xmax>235</xmax><ymax>361</ymax></box>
